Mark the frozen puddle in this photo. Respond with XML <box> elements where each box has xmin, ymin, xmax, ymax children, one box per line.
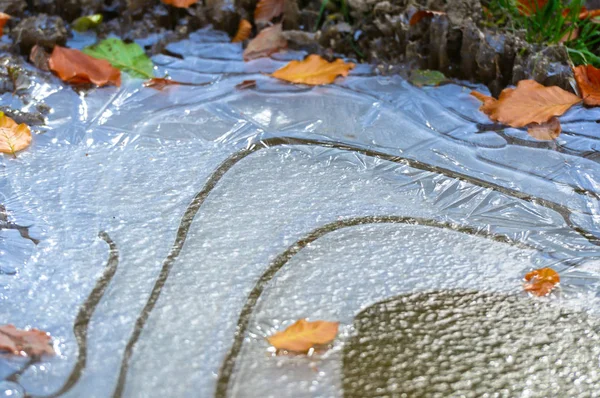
<box><xmin>2</xmin><ymin>28</ymin><xmax>600</xmax><ymax>397</ymax></box>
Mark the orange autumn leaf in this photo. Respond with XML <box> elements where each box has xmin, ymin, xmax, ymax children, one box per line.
<box><xmin>557</xmin><ymin>6</ymin><xmax>600</xmax><ymax>19</ymax></box>
<box><xmin>472</xmin><ymin>80</ymin><xmax>580</xmax><ymax>127</ymax></box>
<box><xmin>49</xmin><ymin>46</ymin><xmax>121</xmax><ymax>87</ymax></box>
<box><xmin>470</xmin><ymin>90</ymin><xmax>497</xmax><ymax>114</ymax></box>
<box><xmin>578</xmin><ymin>8</ymin><xmax>600</xmax><ymax>19</ymax></box>
<box><xmin>0</xmin><ymin>324</ymin><xmax>54</xmax><ymax>357</ymax></box>
<box><xmin>527</xmin><ymin>117</ymin><xmax>561</xmax><ymax>140</ymax></box>
<box><xmin>267</xmin><ymin>319</ymin><xmax>339</xmax><ymax>352</ymax></box>
<box><xmin>517</xmin><ymin>0</ymin><xmax>547</xmax><ymax>15</ymax></box>
<box><xmin>0</xmin><ymin>112</ymin><xmax>31</xmax><ymax>157</ymax></box>
<box><xmin>0</xmin><ymin>13</ymin><xmax>10</xmax><ymax>37</ymax></box>
<box><xmin>573</xmin><ymin>64</ymin><xmax>600</xmax><ymax>106</ymax></box>
<box><xmin>232</xmin><ymin>19</ymin><xmax>252</xmax><ymax>43</ymax></box>
<box><xmin>243</xmin><ymin>23</ymin><xmax>287</xmax><ymax>61</ymax></box>
<box><xmin>254</xmin><ymin>0</ymin><xmax>285</xmax><ymax>24</ymax></box>
<box><xmin>161</xmin><ymin>0</ymin><xmax>198</xmax><ymax>7</ymax></box>
<box><xmin>409</xmin><ymin>10</ymin><xmax>446</xmax><ymax>25</ymax></box>
<box><xmin>524</xmin><ymin>267</ymin><xmax>560</xmax><ymax>296</ymax></box>
<box><xmin>271</xmin><ymin>54</ymin><xmax>355</xmax><ymax>85</ymax></box>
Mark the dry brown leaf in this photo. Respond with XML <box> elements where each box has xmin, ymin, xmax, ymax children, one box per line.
<box><xmin>30</xmin><ymin>44</ymin><xmax>50</xmax><ymax>71</ymax></box>
<box><xmin>271</xmin><ymin>54</ymin><xmax>355</xmax><ymax>85</ymax></box>
<box><xmin>472</xmin><ymin>80</ymin><xmax>580</xmax><ymax>127</ymax></box>
<box><xmin>144</xmin><ymin>77</ymin><xmax>182</xmax><ymax>90</ymax></box>
<box><xmin>470</xmin><ymin>90</ymin><xmax>497</xmax><ymax>114</ymax></box>
<box><xmin>161</xmin><ymin>0</ymin><xmax>198</xmax><ymax>7</ymax></box>
<box><xmin>524</xmin><ymin>267</ymin><xmax>560</xmax><ymax>296</ymax></box>
<box><xmin>254</xmin><ymin>0</ymin><xmax>285</xmax><ymax>24</ymax></box>
<box><xmin>267</xmin><ymin>319</ymin><xmax>339</xmax><ymax>352</ymax></box>
<box><xmin>49</xmin><ymin>46</ymin><xmax>121</xmax><ymax>87</ymax></box>
<box><xmin>409</xmin><ymin>10</ymin><xmax>446</xmax><ymax>25</ymax></box>
<box><xmin>559</xmin><ymin>29</ymin><xmax>578</xmax><ymax>43</ymax></box>
<box><xmin>0</xmin><ymin>12</ymin><xmax>10</xmax><ymax>37</ymax></box>
<box><xmin>527</xmin><ymin>117</ymin><xmax>561</xmax><ymax>140</ymax></box>
<box><xmin>0</xmin><ymin>113</ymin><xmax>31</xmax><ymax>157</ymax></box>
<box><xmin>0</xmin><ymin>324</ymin><xmax>54</xmax><ymax>356</ymax></box>
<box><xmin>573</xmin><ymin>64</ymin><xmax>600</xmax><ymax>106</ymax></box>
<box><xmin>235</xmin><ymin>79</ymin><xmax>257</xmax><ymax>90</ymax></box>
<box><xmin>243</xmin><ymin>23</ymin><xmax>287</xmax><ymax>61</ymax></box>
<box><xmin>232</xmin><ymin>19</ymin><xmax>252</xmax><ymax>43</ymax></box>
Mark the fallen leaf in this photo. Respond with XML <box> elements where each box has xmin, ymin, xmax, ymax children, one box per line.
<box><xmin>83</xmin><ymin>38</ymin><xmax>154</xmax><ymax>79</ymax></box>
<box><xmin>0</xmin><ymin>13</ymin><xmax>10</xmax><ymax>37</ymax></box>
<box><xmin>409</xmin><ymin>69</ymin><xmax>447</xmax><ymax>87</ymax></box>
<box><xmin>267</xmin><ymin>319</ymin><xmax>339</xmax><ymax>352</ymax></box>
<box><xmin>49</xmin><ymin>46</ymin><xmax>121</xmax><ymax>87</ymax></box>
<box><xmin>517</xmin><ymin>0</ymin><xmax>547</xmax><ymax>15</ymax></box>
<box><xmin>72</xmin><ymin>14</ymin><xmax>103</xmax><ymax>32</ymax></box>
<box><xmin>161</xmin><ymin>0</ymin><xmax>198</xmax><ymax>7</ymax></box>
<box><xmin>482</xmin><ymin>5</ymin><xmax>492</xmax><ymax>19</ymax></box>
<box><xmin>577</xmin><ymin>6</ymin><xmax>588</xmax><ymax>17</ymax></box>
<box><xmin>573</xmin><ymin>64</ymin><xmax>600</xmax><ymax>106</ymax></box>
<box><xmin>271</xmin><ymin>54</ymin><xmax>355</xmax><ymax>85</ymax></box>
<box><xmin>579</xmin><ymin>8</ymin><xmax>600</xmax><ymax>19</ymax></box>
<box><xmin>235</xmin><ymin>79</ymin><xmax>257</xmax><ymax>90</ymax></box>
<box><xmin>144</xmin><ymin>78</ymin><xmax>173</xmax><ymax>88</ymax></box>
<box><xmin>524</xmin><ymin>267</ymin><xmax>560</xmax><ymax>296</ymax></box>
<box><xmin>243</xmin><ymin>23</ymin><xmax>287</xmax><ymax>61</ymax></box>
<box><xmin>470</xmin><ymin>90</ymin><xmax>498</xmax><ymax>114</ymax></box>
<box><xmin>30</xmin><ymin>45</ymin><xmax>50</xmax><ymax>71</ymax></box>
<box><xmin>559</xmin><ymin>28</ymin><xmax>578</xmax><ymax>43</ymax></box>
<box><xmin>6</xmin><ymin>65</ymin><xmax>29</xmax><ymax>95</ymax></box>
<box><xmin>232</xmin><ymin>19</ymin><xmax>252</xmax><ymax>43</ymax></box>
<box><xmin>472</xmin><ymin>80</ymin><xmax>580</xmax><ymax>127</ymax></box>
<box><xmin>409</xmin><ymin>10</ymin><xmax>446</xmax><ymax>26</ymax></box>
<box><xmin>527</xmin><ymin>117</ymin><xmax>561</xmax><ymax>140</ymax></box>
<box><xmin>0</xmin><ymin>112</ymin><xmax>31</xmax><ymax>157</ymax></box>
<box><xmin>254</xmin><ymin>0</ymin><xmax>285</xmax><ymax>24</ymax></box>
<box><xmin>143</xmin><ymin>77</ymin><xmax>182</xmax><ymax>90</ymax></box>
<box><xmin>0</xmin><ymin>324</ymin><xmax>54</xmax><ymax>356</ymax></box>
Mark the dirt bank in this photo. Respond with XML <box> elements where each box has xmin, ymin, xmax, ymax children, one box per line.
<box><xmin>0</xmin><ymin>0</ymin><xmax>582</xmax><ymax>95</ymax></box>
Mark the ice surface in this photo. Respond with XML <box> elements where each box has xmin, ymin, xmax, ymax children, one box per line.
<box><xmin>1</xmin><ymin>26</ymin><xmax>600</xmax><ymax>397</ymax></box>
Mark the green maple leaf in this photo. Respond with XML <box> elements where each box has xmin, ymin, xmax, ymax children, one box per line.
<box><xmin>83</xmin><ymin>38</ymin><xmax>154</xmax><ymax>79</ymax></box>
<box><xmin>408</xmin><ymin>70</ymin><xmax>447</xmax><ymax>88</ymax></box>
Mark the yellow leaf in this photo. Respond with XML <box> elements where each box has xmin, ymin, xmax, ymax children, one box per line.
<box><xmin>472</xmin><ymin>80</ymin><xmax>581</xmax><ymax>127</ymax></box>
<box><xmin>271</xmin><ymin>55</ymin><xmax>355</xmax><ymax>86</ymax></box>
<box><xmin>232</xmin><ymin>19</ymin><xmax>252</xmax><ymax>43</ymax></box>
<box><xmin>267</xmin><ymin>319</ymin><xmax>339</xmax><ymax>352</ymax></box>
<box><xmin>0</xmin><ymin>113</ymin><xmax>31</xmax><ymax>157</ymax></box>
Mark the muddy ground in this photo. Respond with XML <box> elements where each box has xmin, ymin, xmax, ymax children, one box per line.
<box><xmin>0</xmin><ymin>0</ymin><xmax>584</xmax><ymax>97</ymax></box>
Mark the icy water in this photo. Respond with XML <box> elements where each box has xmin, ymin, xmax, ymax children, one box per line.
<box><xmin>2</xmin><ymin>28</ymin><xmax>600</xmax><ymax>397</ymax></box>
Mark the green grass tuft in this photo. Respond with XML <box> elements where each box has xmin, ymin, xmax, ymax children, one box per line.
<box><xmin>486</xmin><ymin>0</ymin><xmax>600</xmax><ymax>66</ymax></box>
